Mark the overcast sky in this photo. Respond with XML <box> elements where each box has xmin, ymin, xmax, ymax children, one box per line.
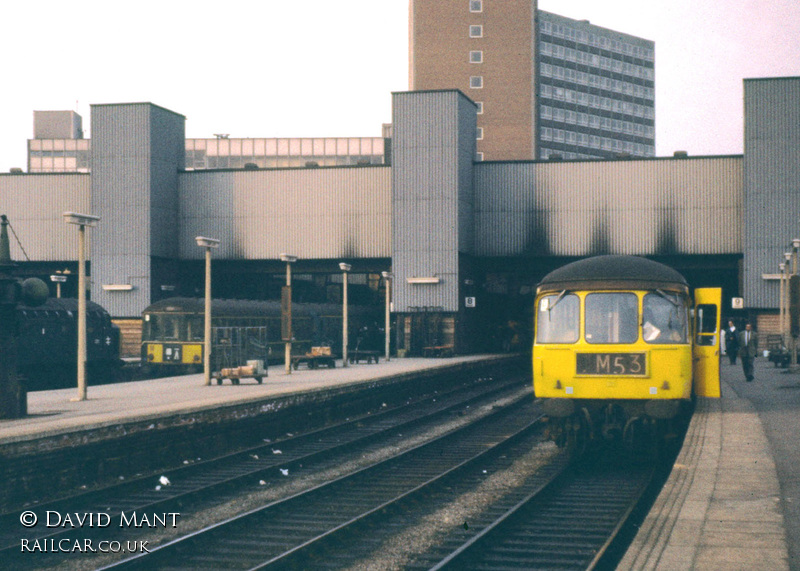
<box><xmin>1</xmin><ymin>0</ymin><xmax>798</xmax><ymax>173</ymax></box>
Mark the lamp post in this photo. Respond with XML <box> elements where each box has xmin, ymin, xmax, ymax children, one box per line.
<box><xmin>196</xmin><ymin>236</ymin><xmax>220</xmax><ymax>386</ymax></box>
<box><xmin>780</xmin><ymin>262</ymin><xmax>787</xmax><ymax>344</ymax></box>
<box><xmin>786</xmin><ymin>252</ymin><xmax>795</xmax><ymax>366</ymax></box>
<box><xmin>63</xmin><ymin>212</ymin><xmax>100</xmax><ymax>402</ymax></box>
<box><xmin>793</xmin><ymin>239</ymin><xmax>800</xmax><ymax>367</ymax></box>
<box><xmin>381</xmin><ymin>271</ymin><xmax>393</xmax><ymax>361</ymax></box>
<box><xmin>280</xmin><ymin>254</ymin><xmax>297</xmax><ymax>374</ymax></box>
<box><xmin>339</xmin><ymin>263</ymin><xmax>351</xmax><ymax>367</ymax></box>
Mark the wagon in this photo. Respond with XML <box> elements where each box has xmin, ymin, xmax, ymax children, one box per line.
<box><xmin>292</xmin><ymin>346</ymin><xmax>337</xmax><ymax>369</ymax></box>
<box><xmin>213</xmin><ymin>360</ymin><xmax>268</xmax><ymax>385</ymax></box>
<box><xmin>766</xmin><ymin>335</ymin><xmax>791</xmax><ymax>368</ymax></box>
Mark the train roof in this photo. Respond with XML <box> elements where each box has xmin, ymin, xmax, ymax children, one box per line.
<box><xmin>17</xmin><ymin>297</ymin><xmax>109</xmax><ymax>315</ymax></box>
<box><xmin>537</xmin><ymin>255</ymin><xmax>689</xmax><ymax>294</ymax></box>
<box><xmin>143</xmin><ymin>297</ymin><xmax>281</xmax><ymax>316</ymax></box>
<box><xmin>143</xmin><ymin>297</ymin><xmax>374</xmax><ymax>317</ymax></box>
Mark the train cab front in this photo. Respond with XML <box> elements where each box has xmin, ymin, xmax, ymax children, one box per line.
<box><xmin>531</xmin><ymin>256</ymin><xmax>720</xmax><ymax>454</ymax></box>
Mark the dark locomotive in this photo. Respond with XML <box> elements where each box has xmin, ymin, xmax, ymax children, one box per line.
<box><xmin>17</xmin><ymin>298</ymin><xmax>122</xmax><ymax>390</ymax></box>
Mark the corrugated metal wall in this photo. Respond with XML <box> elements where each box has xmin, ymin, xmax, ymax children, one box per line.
<box><xmin>743</xmin><ymin>77</ymin><xmax>800</xmax><ymax>309</ymax></box>
<box><xmin>178</xmin><ymin>166</ymin><xmax>391</xmax><ymax>260</ymax></box>
<box><xmin>457</xmin><ymin>94</ymin><xmax>477</xmax><ymax>255</ymax></box>
<box><xmin>474</xmin><ymin>156</ymin><xmax>742</xmax><ymax>257</ymax></box>
<box><xmin>13</xmin><ymin>78</ymin><xmax>800</xmax><ymax>325</ymax></box>
<box><xmin>392</xmin><ymin>91</ymin><xmax>476</xmax><ymax>313</ymax></box>
<box><xmin>0</xmin><ymin>173</ymin><xmax>90</xmax><ymax>260</ymax></box>
<box><xmin>90</xmin><ymin>103</ymin><xmax>185</xmax><ymax>317</ymax></box>
<box><xmin>150</xmin><ymin>106</ymin><xmax>185</xmax><ymax>260</ymax></box>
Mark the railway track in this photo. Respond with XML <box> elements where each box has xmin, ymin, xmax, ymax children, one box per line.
<box><xmin>430</xmin><ymin>458</ymin><xmax>658</xmax><ymax>570</ymax></box>
<box><xmin>100</xmin><ymin>404</ymin><xmax>667</xmax><ymax>571</ymax></box>
<box><xmin>8</xmin><ymin>369</ymin><xmax>675</xmax><ymax>570</ymax></box>
<box><xmin>3</xmin><ymin>373</ymin><xmax>528</xmax><ymax>569</ymax></box>
<box><xmin>102</xmin><ymin>393</ymin><xmax>558</xmax><ymax>570</ymax></box>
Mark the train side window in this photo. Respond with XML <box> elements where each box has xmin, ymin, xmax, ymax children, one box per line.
<box><xmin>585</xmin><ymin>292</ymin><xmax>638</xmax><ymax>344</ymax></box>
<box><xmin>642</xmin><ymin>293</ymin><xmax>688</xmax><ymax>343</ymax></box>
<box><xmin>695</xmin><ymin>304</ymin><xmax>717</xmax><ymax>346</ymax></box>
<box><xmin>188</xmin><ymin>317</ymin><xmax>204</xmax><ymax>341</ymax></box>
<box><xmin>536</xmin><ymin>293</ymin><xmax>579</xmax><ymax>343</ymax></box>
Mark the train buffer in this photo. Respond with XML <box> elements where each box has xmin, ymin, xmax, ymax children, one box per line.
<box><xmin>292</xmin><ymin>346</ymin><xmax>337</xmax><ymax>370</ymax></box>
<box><xmin>423</xmin><ymin>345</ymin><xmax>454</xmax><ymax>358</ymax></box>
<box><xmin>213</xmin><ymin>360</ymin><xmax>268</xmax><ymax>385</ymax></box>
<box><xmin>348</xmin><ymin>349</ymin><xmax>380</xmax><ymax>364</ymax></box>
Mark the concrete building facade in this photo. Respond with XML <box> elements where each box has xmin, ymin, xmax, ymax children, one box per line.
<box><xmin>409</xmin><ymin>2</ymin><xmax>655</xmax><ymax>161</ymax></box>
<box><xmin>409</xmin><ymin>0</ymin><xmax>537</xmax><ymax>161</ymax></box>
<box><xmin>537</xmin><ymin>11</ymin><xmax>655</xmax><ymax>160</ymax></box>
<box><xmin>1</xmin><ymin>77</ymin><xmax>798</xmax><ymax>355</ymax></box>
<box><xmin>743</xmin><ymin>77</ymin><xmax>800</xmax><ymax>311</ymax></box>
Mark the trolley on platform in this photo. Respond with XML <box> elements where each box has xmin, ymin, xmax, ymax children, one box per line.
<box><xmin>211</xmin><ymin>326</ymin><xmax>269</xmax><ymax>384</ymax></box>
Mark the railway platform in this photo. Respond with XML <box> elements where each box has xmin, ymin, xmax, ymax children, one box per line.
<box><xmin>622</xmin><ymin>359</ymin><xmax>798</xmax><ymax>570</ymax></box>
<box><xmin>0</xmin><ymin>355</ymin><xmax>511</xmax><ymax>448</ymax></box>
<box><xmin>3</xmin><ymin>353</ymin><xmax>800</xmax><ymax>569</ymax></box>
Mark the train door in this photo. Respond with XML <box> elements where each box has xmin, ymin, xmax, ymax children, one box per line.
<box><xmin>692</xmin><ymin>288</ymin><xmax>722</xmax><ymax>397</ymax></box>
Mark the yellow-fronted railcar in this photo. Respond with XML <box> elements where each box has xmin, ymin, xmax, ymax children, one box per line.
<box><xmin>532</xmin><ymin>256</ymin><xmax>721</xmax><ymax>452</ymax></box>
<box><xmin>141</xmin><ymin>297</ymin><xmax>380</xmax><ymax>375</ymax></box>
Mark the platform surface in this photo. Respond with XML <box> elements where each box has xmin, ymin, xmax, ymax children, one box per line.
<box><xmin>0</xmin><ymin>355</ymin><xmax>505</xmax><ymax>445</ymax></box>
<box><xmin>622</xmin><ymin>358</ymin><xmax>799</xmax><ymax>570</ymax></box>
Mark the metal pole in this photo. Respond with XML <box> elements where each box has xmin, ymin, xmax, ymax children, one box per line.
<box><xmin>385</xmin><ymin>277</ymin><xmax>391</xmax><ymax>361</ymax></box>
<box><xmin>787</xmin><ymin>253</ymin><xmax>794</xmax><ymax>341</ymax></box>
<box><xmin>786</xmin><ymin>263</ymin><xmax>792</xmax><ymax>342</ymax></box>
<box><xmin>76</xmin><ymin>224</ymin><xmax>87</xmax><ymax>401</ymax></box>
<box><xmin>285</xmin><ymin>262</ymin><xmax>292</xmax><ymax>375</ymax></box>
<box><xmin>793</xmin><ymin>241</ymin><xmax>800</xmax><ymax>367</ymax></box>
<box><xmin>203</xmin><ymin>247</ymin><xmax>212</xmax><ymax>386</ymax></box>
<box><xmin>780</xmin><ymin>263</ymin><xmax>787</xmax><ymax>345</ymax></box>
<box><xmin>342</xmin><ymin>270</ymin><xmax>349</xmax><ymax>367</ymax></box>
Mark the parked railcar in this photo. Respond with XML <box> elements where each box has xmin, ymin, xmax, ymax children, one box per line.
<box><xmin>532</xmin><ymin>255</ymin><xmax>721</xmax><ymax>453</ymax></box>
<box><xmin>141</xmin><ymin>297</ymin><xmax>380</xmax><ymax>375</ymax></box>
<box><xmin>17</xmin><ymin>298</ymin><xmax>122</xmax><ymax>390</ymax></box>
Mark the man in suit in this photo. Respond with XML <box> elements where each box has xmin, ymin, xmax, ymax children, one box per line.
<box><xmin>725</xmin><ymin>320</ymin><xmax>739</xmax><ymax>365</ymax></box>
<box><xmin>737</xmin><ymin>322</ymin><xmax>759</xmax><ymax>382</ymax></box>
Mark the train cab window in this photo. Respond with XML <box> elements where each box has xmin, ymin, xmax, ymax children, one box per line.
<box><xmin>695</xmin><ymin>304</ymin><xmax>718</xmax><ymax>346</ymax></box>
<box><xmin>536</xmin><ymin>293</ymin><xmax>579</xmax><ymax>343</ymax></box>
<box><xmin>150</xmin><ymin>315</ymin><xmax>181</xmax><ymax>340</ymax></box>
<box><xmin>642</xmin><ymin>292</ymin><xmax>688</xmax><ymax>343</ymax></box>
<box><xmin>585</xmin><ymin>293</ymin><xmax>638</xmax><ymax>344</ymax></box>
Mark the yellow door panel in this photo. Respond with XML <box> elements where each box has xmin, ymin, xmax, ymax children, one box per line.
<box><xmin>693</xmin><ymin>288</ymin><xmax>722</xmax><ymax>397</ymax></box>
<box><xmin>146</xmin><ymin>343</ymin><xmax>163</xmax><ymax>364</ymax></box>
<box><xmin>183</xmin><ymin>344</ymin><xmax>203</xmax><ymax>365</ymax></box>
